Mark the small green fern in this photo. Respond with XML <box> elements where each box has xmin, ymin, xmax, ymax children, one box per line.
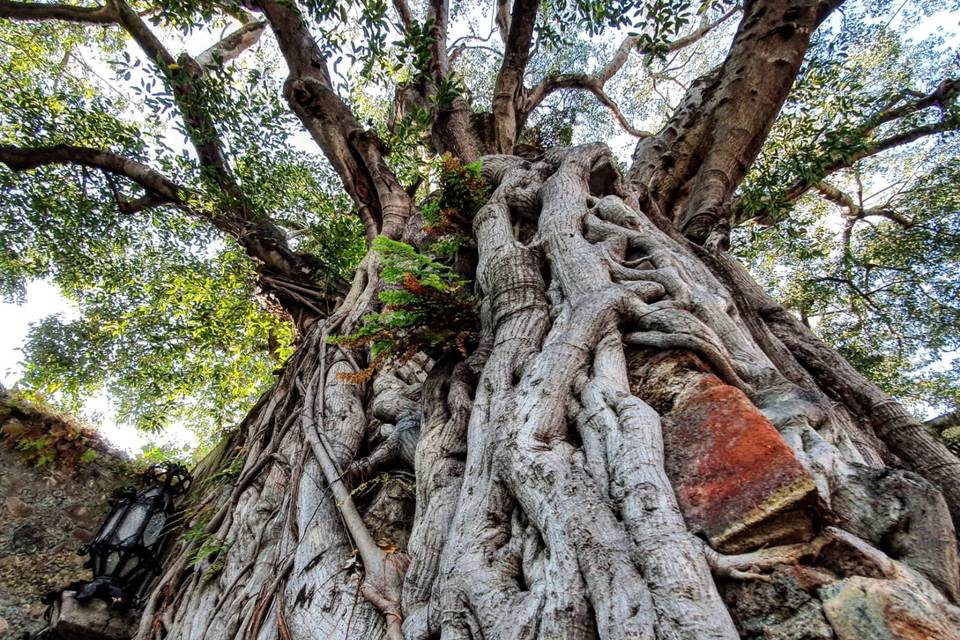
<box><xmin>329</xmin><ymin>237</ymin><xmax>478</xmax><ymax>383</ymax></box>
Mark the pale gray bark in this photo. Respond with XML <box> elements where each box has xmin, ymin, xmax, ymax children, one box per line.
<box><xmin>141</xmin><ymin>144</ymin><xmax>960</xmax><ymax>640</ymax></box>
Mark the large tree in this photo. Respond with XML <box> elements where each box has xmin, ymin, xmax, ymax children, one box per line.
<box><xmin>2</xmin><ymin>0</ymin><xmax>960</xmax><ymax>638</ymax></box>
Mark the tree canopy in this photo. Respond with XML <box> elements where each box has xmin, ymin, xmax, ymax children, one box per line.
<box><xmin>0</xmin><ymin>0</ymin><xmax>957</xmax><ymax>453</ymax></box>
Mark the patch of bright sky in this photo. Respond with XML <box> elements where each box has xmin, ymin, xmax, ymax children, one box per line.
<box><xmin>0</xmin><ymin>282</ymin><xmax>198</xmax><ymax>453</ymax></box>
<box><xmin>2</xmin><ymin>3</ymin><xmax>956</xmax><ymax>450</ymax></box>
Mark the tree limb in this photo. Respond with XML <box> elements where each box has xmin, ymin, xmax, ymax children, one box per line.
<box><xmin>495</xmin><ymin>0</ymin><xmax>509</xmax><ymax>44</ymax></box>
<box><xmin>111</xmin><ymin>0</ymin><xmax>255</xmax><ymax>222</ymax></box>
<box><xmin>756</xmin><ymin>119</ymin><xmax>960</xmax><ymax>222</ymax></box>
<box><xmin>526</xmin><ymin>73</ymin><xmax>652</xmax><ymax>138</ymax></box>
<box><xmin>426</xmin><ymin>0</ymin><xmax>451</xmax><ymax>82</ymax></box>
<box><xmin>390</xmin><ymin>0</ymin><xmax>414</xmax><ymax>32</ymax></box>
<box><xmin>740</xmin><ymin>78</ymin><xmax>960</xmax><ymax>226</ymax></box>
<box><xmin>195</xmin><ymin>19</ymin><xmax>267</xmax><ymax>68</ymax></box>
<box><xmin>814</xmin><ymin>180</ymin><xmax>913</xmax><ymax>227</ymax></box>
<box><xmin>491</xmin><ymin>0</ymin><xmax>538</xmax><ymax>152</ymax></box>
<box><xmin>2</xmin><ymin>0</ymin><xmax>343</xmax><ymax>316</ymax></box>
<box><xmin>109</xmin><ymin>0</ymin><xmax>175</xmax><ymax>67</ymax></box>
<box><xmin>0</xmin><ymin>144</ymin><xmax>183</xmax><ymax>203</ymax></box>
<box><xmin>0</xmin><ymin>0</ymin><xmax>115</xmax><ymax>23</ymax></box>
<box><xmin>524</xmin><ymin>5</ymin><xmax>739</xmax><ymax>116</ymax></box>
<box><xmin>866</xmin><ymin>77</ymin><xmax>960</xmax><ymax>130</ymax></box>
<box><xmin>256</xmin><ymin>0</ymin><xmax>414</xmax><ymax>239</ymax></box>
<box><xmin>630</xmin><ymin>0</ymin><xmax>843</xmax><ymax>244</ymax></box>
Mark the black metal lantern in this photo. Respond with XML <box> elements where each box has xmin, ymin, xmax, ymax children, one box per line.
<box><xmin>77</xmin><ymin>462</ymin><xmax>191</xmax><ymax>603</ymax></box>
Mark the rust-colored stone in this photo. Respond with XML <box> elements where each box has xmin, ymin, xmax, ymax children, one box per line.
<box><xmin>663</xmin><ymin>374</ymin><xmax>817</xmax><ymax>552</ymax></box>
<box><xmin>790</xmin><ymin>565</ymin><xmax>837</xmax><ymax>593</ymax></box>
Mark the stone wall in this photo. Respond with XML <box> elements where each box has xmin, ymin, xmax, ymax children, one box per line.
<box><xmin>0</xmin><ymin>394</ymin><xmax>128</xmax><ymax>639</ymax></box>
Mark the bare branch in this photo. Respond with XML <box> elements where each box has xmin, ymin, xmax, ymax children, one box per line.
<box><xmin>391</xmin><ymin>0</ymin><xmax>414</xmax><ymax>32</ymax></box>
<box><xmin>520</xmin><ymin>5</ymin><xmax>738</xmax><ymax>141</ymax></box>
<box><xmin>195</xmin><ymin>20</ymin><xmax>267</xmax><ymax>68</ymax></box>
<box><xmin>525</xmin><ymin>5</ymin><xmax>739</xmax><ymax>115</ymax></box>
<box><xmin>0</xmin><ymin>0</ymin><xmax>115</xmax><ymax>23</ymax></box>
<box><xmin>491</xmin><ymin>0</ymin><xmax>538</xmax><ymax>152</ymax></box>
<box><xmin>814</xmin><ymin>181</ymin><xmax>913</xmax><ymax>227</ymax></box>
<box><xmin>447</xmin><ymin>25</ymin><xmax>497</xmax><ymax>64</ymax></box>
<box><xmin>0</xmin><ymin>144</ymin><xmax>183</xmax><ymax>203</ymax></box>
<box><xmin>525</xmin><ymin>73</ymin><xmax>652</xmax><ymax>138</ymax></box>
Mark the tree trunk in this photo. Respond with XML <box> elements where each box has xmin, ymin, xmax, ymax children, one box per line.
<box><xmin>139</xmin><ymin>144</ymin><xmax>960</xmax><ymax>640</ymax></box>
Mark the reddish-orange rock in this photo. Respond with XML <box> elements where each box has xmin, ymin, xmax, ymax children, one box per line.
<box><xmin>663</xmin><ymin>375</ymin><xmax>818</xmax><ymax>552</ymax></box>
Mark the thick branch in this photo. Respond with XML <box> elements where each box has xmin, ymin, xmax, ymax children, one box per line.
<box><xmin>0</xmin><ymin>144</ymin><xmax>182</xmax><ymax>203</ymax></box>
<box><xmin>390</xmin><ymin>0</ymin><xmax>413</xmax><ymax>32</ymax></box>
<box><xmin>195</xmin><ymin>19</ymin><xmax>267</xmax><ymax>68</ymax></box>
<box><xmin>426</xmin><ymin>0</ymin><xmax>451</xmax><ymax>82</ymax></box>
<box><xmin>256</xmin><ymin>0</ymin><xmax>413</xmax><ymax>239</ymax></box>
<box><xmin>109</xmin><ymin>0</ymin><xmax>175</xmax><ymax>67</ymax></box>
<box><xmin>0</xmin><ymin>0</ymin><xmax>115</xmax><ymax>23</ymax></box>
<box><xmin>112</xmin><ymin>0</ymin><xmax>248</xmax><ymax>207</ymax></box>
<box><xmin>490</xmin><ymin>0</ymin><xmax>538</xmax><ymax>152</ymax></box>
<box><xmin>385</xmin><ymin>0</ymin><xmax>483</xmax><ymax>158</ymax></box>
<box><xmin>629</xmin><ymin>0</ymin><xmax>843</xmax><ymax>244</ymax></box>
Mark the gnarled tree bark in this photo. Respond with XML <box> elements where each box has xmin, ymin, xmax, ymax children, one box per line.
<box><xmin>138</xmin><ymin>143</ymin><xmax>960</xmax><ymax>640</ymax></box>
<box><xmin>4</xmin><ymin>0</ymin><xmax>959</xmax><ymax>638</ymax></box>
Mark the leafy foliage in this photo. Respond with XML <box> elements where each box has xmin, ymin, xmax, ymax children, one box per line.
<box><xmin>735</xmin><ymin>11</ymin><xmax>960</xmax><ymax>413</ymax></box>
<box><xmin>330</xmin><ymin>237</ymin><xmax>478</xmax><ymax>383</ymax></box>
<box><xmin>421</xmin><ymin>153</ymin><xmax>489</xmax><ymax>252</ymax></box>
<box><xmin>1</xmin><ymin>0</ymin><xmax>959</xmax><ymax>453</ymax></box>
<box><xmin>0</xmin><ymin>15</ymin><xmax>365</xmax><ymax>447</ymax></box>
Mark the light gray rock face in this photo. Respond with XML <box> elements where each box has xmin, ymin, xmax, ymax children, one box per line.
<box><xmin>820</xmin><ymin>577</ymin><xmax>960</xmax><ymax>640</ymax></box>
<box><xmin>48</xmin><ymin>591</ymin><xmax>137</xmax><ymax>640</ymax></box>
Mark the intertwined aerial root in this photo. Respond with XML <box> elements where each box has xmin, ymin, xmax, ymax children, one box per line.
<box><xmin>140</xmin><ymin>144</ymin><xmax>960</xmax><ymax>640</ymax></box>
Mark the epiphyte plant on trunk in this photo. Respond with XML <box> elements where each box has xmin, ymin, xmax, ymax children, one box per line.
<box><xmin>1</xmin><ymin>0</ymin><xmax>960</xmax><ymax>639</ymax></box>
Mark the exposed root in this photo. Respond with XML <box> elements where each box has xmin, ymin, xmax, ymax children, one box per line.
<box><xmin>149</xmin><ymin>143</ymin><xmax>960</xmax><ymax>640</ymax></box>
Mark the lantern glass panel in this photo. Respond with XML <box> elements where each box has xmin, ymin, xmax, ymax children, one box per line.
<box><xmin>113</xmin><ymin>502</ymin><xmax>149</xmax><ymax>544</ymax></box>
<box><xmin>104</xmin><ymin>552</ymin><xmax>121</xmax><ymax>577</ymax></box>
<box><xmin>142</xmin><ymin>510</ymin><xmax>166</xmax><ymax>547</ymax></box>
<box><xmin>94</xmin><ymin>507</ymin><xmax>124</xmax><ymax>545</ymax></box>
<box><xmin>118</xmin><ymin>553</ymin><xmax>138</xmax><ymax>579</ymax></box>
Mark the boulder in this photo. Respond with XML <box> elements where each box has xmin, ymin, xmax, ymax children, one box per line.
<box><xmin>664</xmin><ymin>374</ymin><xmax>818</xmax><ymax>552</ymax></box>
<box><xmin>820</xmin><ymin>576</ymin><xmax>960</xmax><ymax>640</ymax></box>
<box><xmin>48</xmin><ymin>591</ymin><xmax>137</xmax><ymax>640</ymax></box>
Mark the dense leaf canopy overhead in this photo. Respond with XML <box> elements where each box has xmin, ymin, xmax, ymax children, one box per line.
<box><xmin>0</xmin><ymin>0</ymin><xmax>957</xmax><ymax>451</ymax></box>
